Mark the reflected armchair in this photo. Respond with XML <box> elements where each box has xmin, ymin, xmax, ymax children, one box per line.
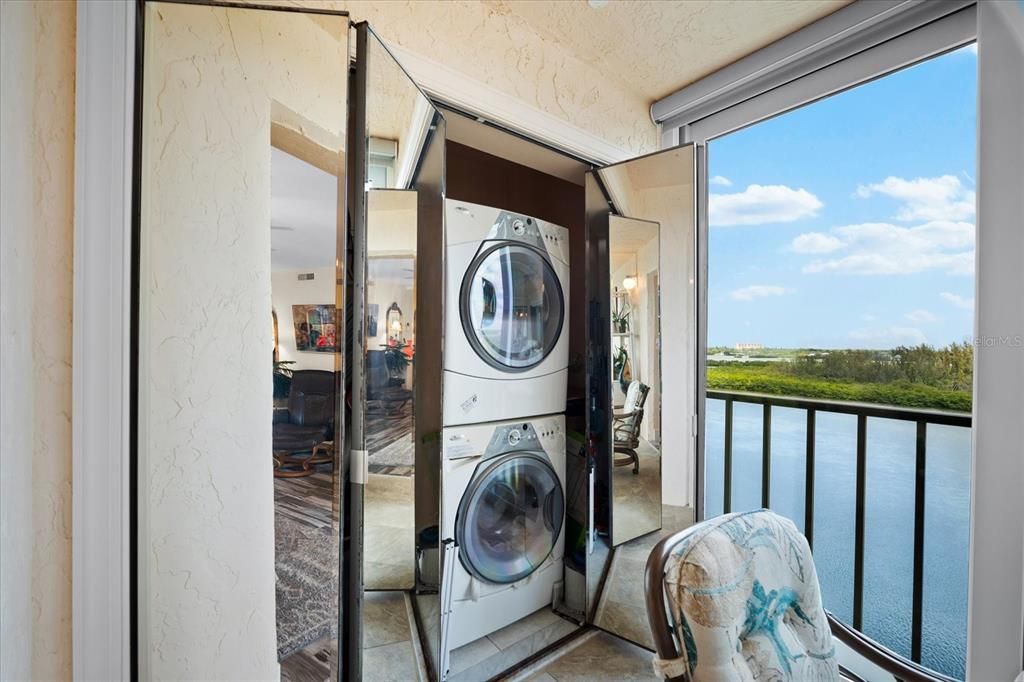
<box><xmin>613</xmin><ymin>380</ymin><xmax>649</xmax><ymax>475</ymax></box>
<box><xmin>272</xmin><ymin>369</ymin><xmax>336</xmax><ymax>477</ymax></box>
<box><xmin>367</xmin><ymin>349</ymin><xmax>413</xmax><ymax>415</ymax></box>
<box><xmin>644</xmin><ymin>509</ymin><xmax>956</xmax><ymax>682</ymax></box>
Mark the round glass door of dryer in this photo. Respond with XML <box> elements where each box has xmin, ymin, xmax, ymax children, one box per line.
<box><xmin>456</xmin><ymin>452</ymin><xmax>564</xmax><ymax>584</ymax></box>
<box><xmin>461</xmin><ymin>243</ymin><xmax>564</xmax><ymax>371</ymax></box>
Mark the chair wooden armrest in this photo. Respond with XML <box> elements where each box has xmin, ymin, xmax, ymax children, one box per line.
<box><xmin>826</xmin><ymin>613</ymin><xmax>956</xmax><ymax>682</ymax></box>
<box><xmin>613</xmin><ymin>408</ymin><xmax>637</xmax><ymax>420</ymax></box>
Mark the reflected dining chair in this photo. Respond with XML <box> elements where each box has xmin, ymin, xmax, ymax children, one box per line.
<box><xmin>613</xmin><ymin>380</ymin><xmax>649</xmax><ymax>474</ymax></box>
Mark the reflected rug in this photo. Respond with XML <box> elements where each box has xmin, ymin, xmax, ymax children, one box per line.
<box><xmin>275</xmin><ymin>513</ymin><xmax>337</xmax><ymax>660</ymax></box>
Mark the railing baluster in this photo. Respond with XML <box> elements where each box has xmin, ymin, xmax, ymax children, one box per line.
<box><xmin>761</xmin><ymin>403</ymin><xmax>772</xmax><ymax>508</ymax></box>
<box><xmin>805</xmin><ymin>409</ymin><xmax>816</xmax><ymax>550</ymax></box>
<box><xmin>853</xmin><ymin>414</ymin><xmax>867</xmax><ymax>631</ymax></box>
<box><xmin>723</xmin><ymin>398</ymin><xmax>733</xmax><ymax>514</ymax></box>
<box><xmin>911</xmin><ymin>420</ymin><xmax>927</xmax><ymax>662</ymax></box>
<box><xmin>707</xmin><ymin>389</ymin><xmax>971</xmax><ymax>657</ymax></box>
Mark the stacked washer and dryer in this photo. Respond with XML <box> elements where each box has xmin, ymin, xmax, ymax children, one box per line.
<box><xmin>438</xmin><ymin>198</ymin><xmax>571</xmax><ymax>672</ymax></box>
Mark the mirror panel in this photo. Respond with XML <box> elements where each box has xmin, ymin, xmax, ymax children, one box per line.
<box><xmin>364</xmin><ymin>189</ymin><xmax>417</xmax><ymax>592</ymax></box>
<box><xmin>608</xmin><ymin>215</ymin><xmax>662</xmax><ymax>545</ymax></box>
<box><xmin>137</xmin><ymin>4</ymin><xmax>348</xmax><ymax>679</ymax></box>
<box><xmin>351</xmin><ymin>23</ymin><xmax>446</xmax><ymax>680</ymax></box>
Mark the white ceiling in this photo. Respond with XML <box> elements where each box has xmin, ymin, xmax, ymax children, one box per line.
<box><xmin>339</xmin><ymin>0</ymin><xmax>849</xmax><ymax>155</ymax></box>
<box><xmin>477</xmin><ymin>0</ymin><xmax>850</xmax><ymax>102</ymax></box>
<box><xmin>270</xmin><ymin>147</ymin><xmax>338</xmax><ymax>271</ymax></box>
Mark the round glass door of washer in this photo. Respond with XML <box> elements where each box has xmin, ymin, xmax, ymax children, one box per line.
<box><xmin>456</xmin><ymin>452</ymin><xmax>564</xmax><ymax>584</ymax></box>
<box><xmin>461</xmin><ymin>243</ymin><xmax>564</xmax><ymax>371</ymax></box>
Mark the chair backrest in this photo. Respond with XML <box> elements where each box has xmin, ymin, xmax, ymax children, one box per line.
<box><xmin>287</xmin><ymin>370</ymin><xmax>336</xmax><ymax>426</ymax></box>
<box><xmin>645</xmin><ymin>510</ymin><xmax>839</xmax><ymax>681</ymax></box>
<box><xmin>624</xmin><ymin>380</ymin><xmax>650</xmax><ymax>413</ymax></box>
<box><xmin>366</xmin><ymin>350</ymin><xmax>390</xmax><ymax>394</ymax></box>
<box><xmin>617</xmin><ymin>382</ymin><xmax>650</xmax><ymax>446</ymax></box>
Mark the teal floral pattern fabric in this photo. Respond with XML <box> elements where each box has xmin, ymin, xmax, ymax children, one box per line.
<box><xmin>655</xmin><ymin>510</ymin><xmax>838</xmax><ymax>681</ymax></box>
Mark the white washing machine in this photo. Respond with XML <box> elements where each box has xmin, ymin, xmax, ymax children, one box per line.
<box><xmin>439</xmin><ymin>414</ymin><xmax>566</xmax><ymax>664</ymax></box>
<box><xmin>444</xmin><ymin>198</ymin><xmax>570</xmax><ymax>426</ymax></box>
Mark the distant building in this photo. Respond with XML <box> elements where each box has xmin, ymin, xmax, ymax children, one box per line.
<box><xmin>734</xmin><ymin>343</ymin><xmax>764</xmax><ymax>351</ymax></box>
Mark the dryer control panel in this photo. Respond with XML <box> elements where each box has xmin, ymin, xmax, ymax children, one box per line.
<box><xmin>443</xmin><ymin>415</ymin><xmax>565</xmax><ymax>461</ymax></box>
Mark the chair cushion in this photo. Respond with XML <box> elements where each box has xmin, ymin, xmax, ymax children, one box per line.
<box><xmin>624</xmin><ymin>380</ymin><xmax>643</xmax><ymax>411</ymax></box>
<box><xmin>657</xmin><ymin>510</ymin><xmax>839</xmax><ymax>681</ymax></box>
<box><xmin>286</xmin><ymin>391</ymin><xmax>333</xmax><ymax>427</ymax></box>
<box><xmin>273</xmin><ymin>423</ymin><xmax>329</xmax><ymax>452</ymax></box>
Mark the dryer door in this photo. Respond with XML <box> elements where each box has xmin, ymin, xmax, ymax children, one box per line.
<box><xmin>456</xmin><ymin>452</ymin><xmax>565</xmax><ymax>584</ymax></box>
<box><xmin>461</xmin><ymin>243</ymin><xmax>564</xmax><ymax>371</ymax></box>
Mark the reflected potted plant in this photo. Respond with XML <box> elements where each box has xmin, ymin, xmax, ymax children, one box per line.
<box><xmin>612</xmin><ymin>290</ymin><xmax>631</xmax><ymax>334</ymax></box>
<box><xmin>384</xmin><ymin>340</ymin><xmax>413</xmax><ymax>386</ymax></box>
<box><xmin>612</xmin><ymin>309</ymin><xmax>630</xmax><ymax>334</ymax></box>
<box><xmin>273</xmin><ymin>360</ymin><xmax>295</xmax><ymax>400</ymax></box>
<box><xmin>613</xmin><ymin>346</ymin><xmax>631</xmax><ymax>393</ymax></box>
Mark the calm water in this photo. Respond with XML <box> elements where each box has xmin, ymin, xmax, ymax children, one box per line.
<box><xmin>704</xmin><ymin>400</ymin><xmax>970</xmax><ymax>680</ymax></box>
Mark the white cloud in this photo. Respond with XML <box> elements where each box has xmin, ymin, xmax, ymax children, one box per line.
<box><xmin>710</xmin><ymin>184</ymin><xmax>823</xmax><ymax>226</ymax></box>
<box><xmin>862</xmin><ymin>314</ymin><xmax>877</xmax><ymax>322</ymax></box>
<box><xmin>710</xmin><ymin>175</ymin><xmax>733</xmax><ymax>187</ymax></box>
<box><xmin>801</xmin><ymin>220</ymin><xmax>974</xmax><ymax>276</ymax></box>
<box><xmin>730</xmin><ymin>284</ymin><xmax>791</xmax><ymax>301</ymax></box>
<box><xmin>791</xmin><ymin>232</ymin><xmax>843</xmax><ymax>254</ymax></box>
<box><xmin>849</xmin><ymin>326</ymin><xmax>928</xmax><ymax>348</ymax></box>
<box><xmin>941</xmin><ymin>292</ymin><xmax>974</xmax><ymax>310</ymax></box>
<box><xmin>905</xmin><ymin>309</ymin><xmax>938</xmax><ymax>323</ymax></box>
<box><xmin>856</xmin><ymin>175</ymin><xmax>975</xmax><ymax>222</ymax></box>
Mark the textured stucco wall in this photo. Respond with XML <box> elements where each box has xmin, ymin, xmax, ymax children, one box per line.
<box><xmin>137</xmin><ymin>4</ymin><xmax>347</xmax><ymax>678</ymax></box>
<box><xmin>267</xmin><ymin>0</ymin><xmax>659</xmax><ymax>155</ymax></box>
<box><xmin>1</xmin><ymin>2</ymin><xmax>76</xmax><ymax>680</ymax></box>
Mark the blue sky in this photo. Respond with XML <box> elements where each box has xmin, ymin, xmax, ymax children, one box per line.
<box><xmin>708</xmin><ymin>45</ymin><xmax>977</xmax><ymax>349</ymax></box>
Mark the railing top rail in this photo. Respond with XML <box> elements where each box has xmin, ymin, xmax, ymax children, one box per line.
<box><xmin>707</xmin><ymin>389</ymin><xmax>971</xmax><ymax>427</ymax></box>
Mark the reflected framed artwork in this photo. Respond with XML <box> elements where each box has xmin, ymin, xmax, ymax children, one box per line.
<box><xmin>292</xmin><ymin>304</ymin><xmax>338</xmax><ymax>352</ymax></box>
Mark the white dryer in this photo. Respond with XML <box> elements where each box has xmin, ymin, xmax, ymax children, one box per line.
<box><xmin>444</xmin><ymin>198</ymin><xmax>569</xmax><ymax>426</ymax></box>
<box><xmin>439</xmin><ymin>414</ymin><xmax>566</xmax><ymax>661</ymax></box>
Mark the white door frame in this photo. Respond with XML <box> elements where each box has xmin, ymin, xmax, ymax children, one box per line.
<box><xmin>656</xmin><ymin>1</ymin><xmax>1024</xmax><ymax>677</ymax></box>
<box><xmin>72</xmin><ymin>1</ymin><xmax>135</xmax><ymax>679</ymax></box>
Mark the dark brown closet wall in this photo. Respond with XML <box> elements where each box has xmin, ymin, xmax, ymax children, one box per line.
<box><xmin>445</xmin><ymin>141</ymin><xmax>586</xmax><ymax>395</ymax></box>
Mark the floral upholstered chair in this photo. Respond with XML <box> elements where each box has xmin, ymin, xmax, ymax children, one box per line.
<box><xmin>644</xmin><ymin>510</ymin><xmax>955</xmax><ymax>682</ymax></box>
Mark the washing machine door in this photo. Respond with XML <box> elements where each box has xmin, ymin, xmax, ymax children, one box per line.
<box><xmin>461</xmin><ymin>243</ymin><xmax>564</xmax><ymax>371</ymax></box>
<box><xmin>456</xmin><ymin>452</ymin><xmax>565</xmax><ymax>584</ymax></box>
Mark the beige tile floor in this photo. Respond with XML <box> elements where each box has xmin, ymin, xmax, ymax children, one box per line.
<box><xmin>595</xmin><ymin>505</ymin><xmax>694</xmax><ymax>649</ymax></box>
<box><xmin>363</xmin><ymin>591</ymin><xmax>426</xmax><ymax>682</ymax></box>
<box><xmin>365</xmin><ymin>473</ymin><xmax>416</xmax><ymax>590</ymax></box>
<box><xmin>611</xmin><ymin>441</ymin><xmax>662</xmax><ymax>545</ymax></box>
<box><xmin>508</xmin><ymin>629</ymin><xmax>659</xmax><ymax>681</ymax></box>
<box><xmin>448</xmin><ymin>607</ymin><xmax>580</xmax><ymax>682</ymax></box>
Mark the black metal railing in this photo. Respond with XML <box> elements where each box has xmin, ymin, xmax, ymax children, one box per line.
<box><xmin>707</xmin><ymin>389</ymin><xmax>972</xmax><ymax>664</ymax></box>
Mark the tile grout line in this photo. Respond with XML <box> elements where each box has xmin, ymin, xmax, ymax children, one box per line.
<box><xmin>404</xmin><ymin>591</ymin><xmax>429</xmax><ymax>682</ymax></box>
<box><xmin>499</xmin><ymin>628</ymin><xmax>600</xmax><ymax>682</ymax></box>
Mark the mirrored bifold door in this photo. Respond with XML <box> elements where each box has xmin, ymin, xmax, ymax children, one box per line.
<box><xmin>136</xmin><ymin>3</ymin><xmax>348</xmax><ymax>680</ymax></box>
<box><xmin>346</xmin><ymin>22</ymin><xmax>447</xmax><ymax>682</ymax></box>
<box><xmin>579</xmin><ymin>146</ymin><xmax>698</xmax><ymax>641</ymax></box>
